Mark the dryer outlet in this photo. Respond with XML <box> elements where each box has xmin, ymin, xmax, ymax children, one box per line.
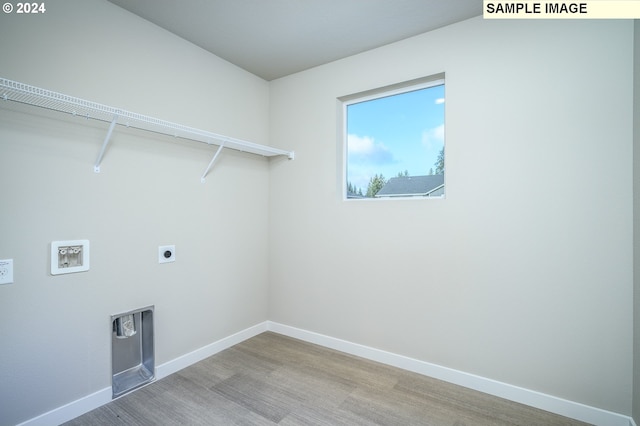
<box><xmin>158</xmin><ymin>245</ymin><xmax>175</xmax><ymax>263</ymax></box>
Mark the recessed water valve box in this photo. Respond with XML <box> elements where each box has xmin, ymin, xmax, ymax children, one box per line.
<box><xmin>51</xmin><ymin>240</ymin><xmax>90</xmax><ymax>275</ymax></box>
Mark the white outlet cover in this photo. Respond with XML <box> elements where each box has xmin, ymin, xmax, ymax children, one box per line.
<box><xmin>51</xmin><ymin>240</ymin><xmax>90</xmax><ymax>275</ymax></box>
<box><xmin>159</xmin><ymin>245</ymin><xmax>175</xmax><ymax>263</ymax></box>
<box><xmin>0</xmin><ymin>259</ymin><xmax>13</xmax><ymax>285</ymax></box>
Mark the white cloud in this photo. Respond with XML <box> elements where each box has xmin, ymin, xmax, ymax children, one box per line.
<box><xmin>422</xmin><ymin>124</ymin><xmax>445</xmax><ymax>148</ymax></box>
<box><xmin>347</xmin><ymin>134</ymin><xmax>376</xmax><ymax>155</ymax></box>
<box><xmin>347</xmin><ymin>134</ymin><xmax>394</xmax><ymax>164</ymax></box>
<box><xmin>435</xmin><ymin>98</ymin><xmax>445</xmax><ymax>104</ymax></box>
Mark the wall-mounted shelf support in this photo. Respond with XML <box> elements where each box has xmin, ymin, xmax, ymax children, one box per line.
<box><xmin>200</xmin><ymin>143</ymin><xmax>225</xmax><ymax>183</ymax></box>
<box><xmin>94</xmin><ymin>114</ymin><xmax>119</xmax><ymax>173</ymax></box>
<box><xmin>0</xmin><ymin>77</ymin><xmax>294</xmax><ymax>180</ymax></box>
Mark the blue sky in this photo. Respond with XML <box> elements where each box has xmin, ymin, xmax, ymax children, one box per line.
<box><xmin>346</xmin><ymin>84</ymin><xmax>445</xmax><ymax>194</ymax></box>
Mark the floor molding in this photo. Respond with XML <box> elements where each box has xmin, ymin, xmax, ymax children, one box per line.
<box><xmin>18</xmin><ymin>322</ymin><xmax>269</xmax><ymax>426</ymax></box>
<box><xmin>156</xmin><ymin>322</ymin><xmax>269</xmax><ymax>380</ymax></box>
<box><xmin>16</xmin><ymin>387</ymin><xmax>112</xmax><ymax>426</ymax></box>
<box><xmin>19</xmin><ymin>321</ymin><xmax>633</xmax><ymax>426</ymax></box>
<box><xmin>266</xmin><ymin>321</ymin><xmax>632</xmax><ymax>426</ymax></box>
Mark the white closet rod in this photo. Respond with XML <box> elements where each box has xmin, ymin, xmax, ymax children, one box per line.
<box><xmin>0</xmin><ymin>77</ymin><xmax>294</xmax><ymax>181</ymax></box>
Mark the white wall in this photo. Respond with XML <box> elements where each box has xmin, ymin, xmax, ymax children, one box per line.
<box><xmin>269</xmin><ymin>17</ymin><xmax>634</xmax><ymax>415</ymax></box>
<box><xmin>0</xmin><ymin>4</ymin><xmax>635</xmax><ymax>424</ymax></box>
<box><xmin>0</xmin><ymin>1</ymin><xmax>271</xmax><ymax>425</ymax></box>
<box><xmin>633</xmin><ymin>18</ymin><xmax>640</xmax><ymax>426</ymax></box>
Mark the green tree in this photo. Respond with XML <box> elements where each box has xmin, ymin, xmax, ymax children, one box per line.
<box><xmin>397</xmin><ymin>169</ymin><xmax>409</xmax><ymax>177</ymax></box>
<box><xmin>347</xmin><ymin>181</ymin><xmax>364</xmax><ymax>197</ymax></box>
<box><xmin>366</xmin><ymin>174</ymin><xmax>387</xmax><ymax>197</ymax></box>
<box><xmin>434</xmin><ymin>147</ymin><xmax>444</xmax><ymax>175</ymax></box>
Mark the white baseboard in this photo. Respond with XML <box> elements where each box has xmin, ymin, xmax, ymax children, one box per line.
<box><xmin>18</xmin><ymin>321</ymin><xmax>269</xmax><ymax>426</ymax></box>
<box><xmin>18</xmin><ymin>320</ymin><xmax>633</xmax><ymax>426</ymax></box>
<box><xmin>16</xmin><ymin>387</ymin><xmax>112</xmax><ymax>426</ymax></box>
<box><xmin>156</xmin><ymin>321</ymin><xmax>268</xmax><ymax>380</ymax></box>
<box><xmin>266</xmin><ymin>321</ymin><xmax>633</xmax><ymax>426</ymax></box>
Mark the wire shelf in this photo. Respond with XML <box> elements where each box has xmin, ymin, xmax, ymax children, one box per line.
<box><xmin>0</xmin><ymin>77</ymin><xmax>294</xmax><ymax>172</ymax></box>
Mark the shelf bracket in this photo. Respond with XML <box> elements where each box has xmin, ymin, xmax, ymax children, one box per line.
<box><xmin>94</xmin><ymin>114</ymin><xmax>119</xmax><ymax>173</ymax></box>
<box><xmin>200</xmin><ymin>143</ymin><xmax>225</xmax><ymax>183</ymax></box>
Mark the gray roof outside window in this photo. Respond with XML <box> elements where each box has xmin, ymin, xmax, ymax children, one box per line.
<box><xmin>376</xmin><ymin>175</ymin><xmax>444</xmax><ymax>197</ymax></box>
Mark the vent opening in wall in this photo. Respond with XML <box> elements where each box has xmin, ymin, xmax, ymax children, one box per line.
<box><xmin>111</xmin><ymin>306</ymin><xmax>155</xmax><ymax>398</ymax></box>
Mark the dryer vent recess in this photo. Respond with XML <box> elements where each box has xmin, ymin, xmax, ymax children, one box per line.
<box><xmin>158</xmin><ymin>245</ymin><xmax>175</xmax><ymax>263</ymax></box>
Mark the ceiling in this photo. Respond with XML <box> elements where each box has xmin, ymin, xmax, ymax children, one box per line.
<box><xmin>107</xmin><ymin>0</ymin><xmax>482</xmax><ymax>81</ymax></box>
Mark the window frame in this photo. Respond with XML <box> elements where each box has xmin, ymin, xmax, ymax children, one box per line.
<box><xmin>339</xmin><ymin>73</ymin><xmax>446</xmax><ymax>201</ymax></box>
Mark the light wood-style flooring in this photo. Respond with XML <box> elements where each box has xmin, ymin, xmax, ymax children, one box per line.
<box><xmin>64</xmin><ymin>332</ymin><xmax>589</xmax><ymax>425</ymax></box>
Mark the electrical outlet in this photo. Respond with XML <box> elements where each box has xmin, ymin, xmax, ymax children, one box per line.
<box><xmin>0</xmin><ymin>259</ymin><xmax>14</xmax><ymax>285</ymax></box>
<box><xmin>158</xmin><ymin>245</ymin><xmax>175</xmax><ymax>263</ymax></box>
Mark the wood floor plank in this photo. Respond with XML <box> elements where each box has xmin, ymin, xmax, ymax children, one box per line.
<box><xmin>63</xmin><ymin>332</ymin><xmax>590</xmax><ymax>425</ymax></box>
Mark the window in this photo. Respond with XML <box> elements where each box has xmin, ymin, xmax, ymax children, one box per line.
<box><xmin>342</xmin><ymin>76</ymin><xmax>445</xmax><ymax>199</ymax></box>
